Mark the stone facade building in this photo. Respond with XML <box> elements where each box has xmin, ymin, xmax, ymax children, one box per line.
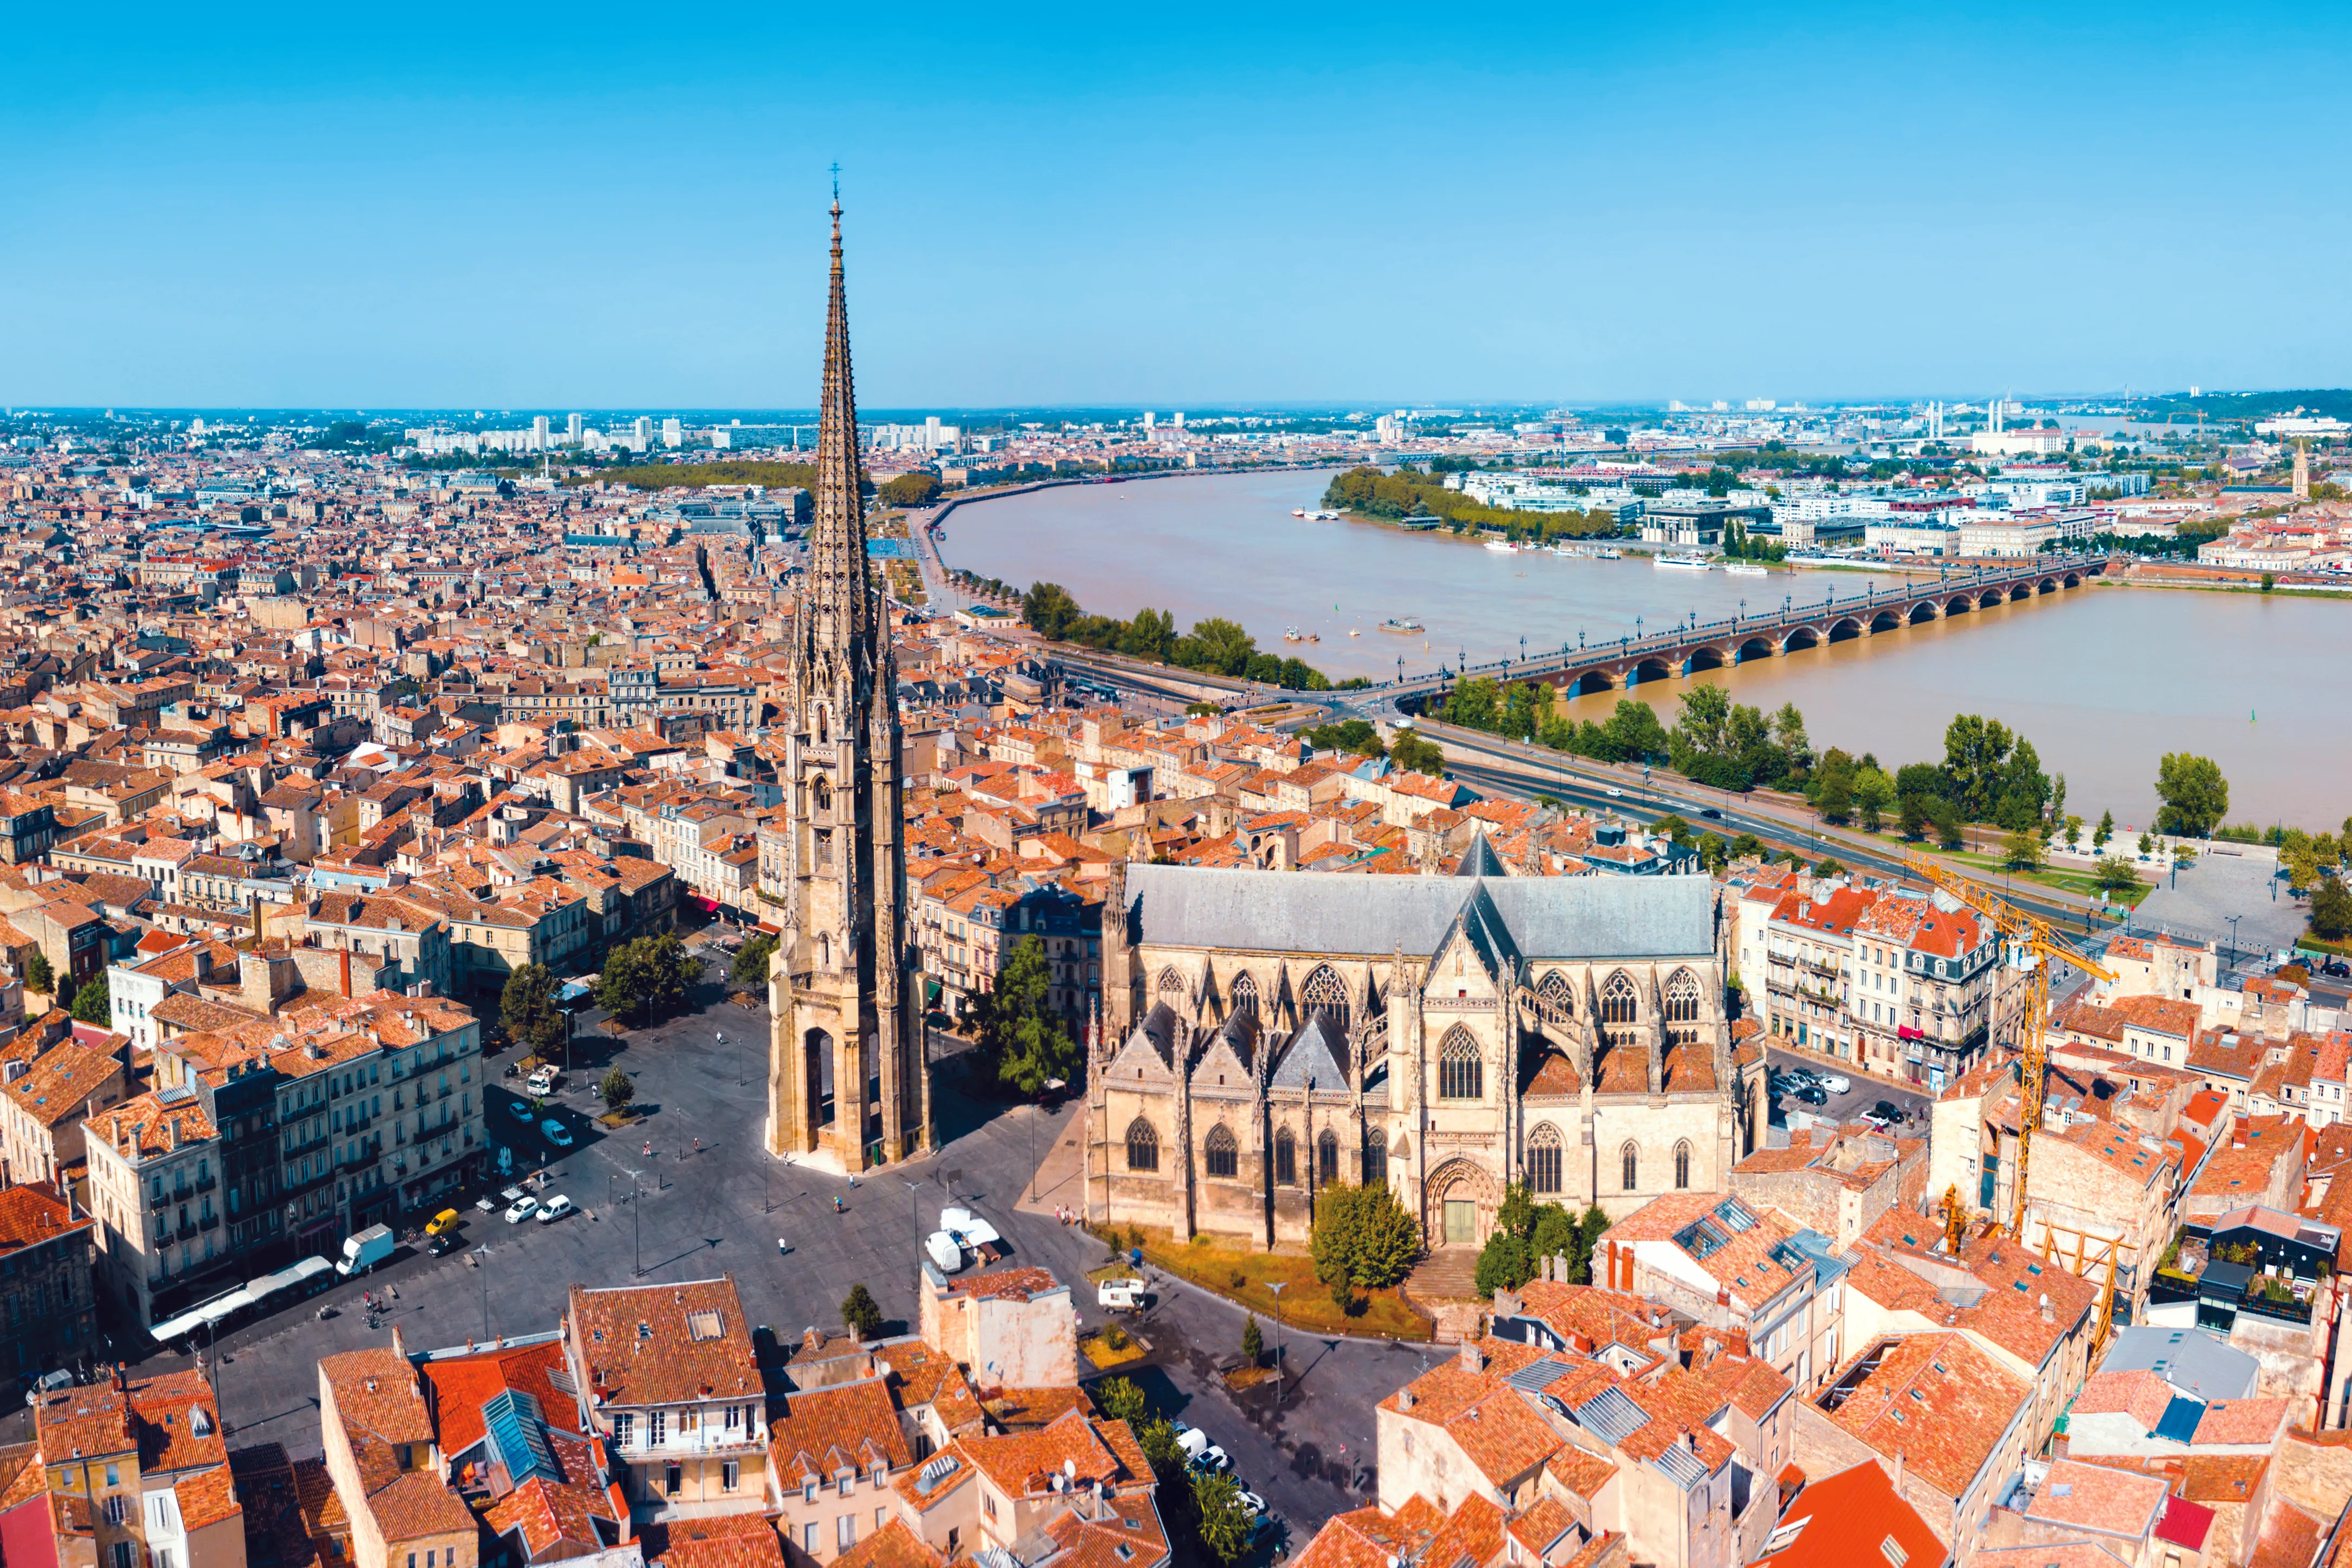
<box><xmin>1086</xmin><ymin>857</ymin><xmax>1762</xmax><ymax>1253</ymax></box>
<box><xmin>765</xmin><ymin>199</ymin><xmax>928</xmax><ymax>1172</ymax></box>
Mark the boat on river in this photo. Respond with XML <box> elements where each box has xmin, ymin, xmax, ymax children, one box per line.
<box><xmin>1724</xmin><ymin>562</ymin><xmax>1769</xmax><ymax>577</ymax></box>
<box><xmin>1655</xmin><ymin>554</ymin><xmax>1710</xmax><ymax>570</ymax></box>
<box><xmin>1596</xmin><ymin>546</ymin><xmax>1623</xmax><ymax>559</ymax></box>
<box><xmin>1379</xmin><ymin>617</ymin><xmax>1425</xmax><ymax>634</ymax></box>
<box><xmin>1484</xmin><ymin>539</ymin><xmax>1520</xmax><ymax>554</ymax></box>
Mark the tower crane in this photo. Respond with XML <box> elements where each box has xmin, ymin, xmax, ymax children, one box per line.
<box><xmin>1900</xmin><ymin>852</ymin><xmax>2117</xmax><ymax>1238</ymax></box>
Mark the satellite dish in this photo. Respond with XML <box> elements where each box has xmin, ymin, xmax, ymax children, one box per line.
<box><xmin>1063</xmin><ymin>1459</ymin><xmax>1077</xmax><ymax>1479</ymax></box>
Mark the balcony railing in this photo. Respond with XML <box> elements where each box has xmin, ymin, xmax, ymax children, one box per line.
<box><xmin>622</xmin><ymin>1427</ymin><xmax>766</xmax><ymax>1458</ymax></box>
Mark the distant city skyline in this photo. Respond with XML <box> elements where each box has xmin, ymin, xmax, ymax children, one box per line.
<box><xmin>8</xmin><ymin>1</ymin><xmax>2348</xmax><ymax>407</ymax></box>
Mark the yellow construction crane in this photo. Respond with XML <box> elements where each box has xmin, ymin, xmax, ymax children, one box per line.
<box><xmin>1900</xmin><ymin>852</ymin><xmax>2116</xmax><ymax>1243</ymax></box>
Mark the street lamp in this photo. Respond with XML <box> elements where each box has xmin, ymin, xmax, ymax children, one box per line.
<box><xmin>904</xmin><ymin>1179</ymin><xmax>921</xmax><ymax>1247</ymax></box>
<box><xmin>471</xmin><ymin>1244</ymin><xmax>493</xmax><ymax>1341</ymax></box>
<box><xmin>722</xmin><ymin>1028</ymin><xmax>734</xmax><ymax>1087</ymax></box>
<box><xmin>2225</xmin><ymin>914</ymin><xmax>2243</xmax><ymax>971</ymax></box>
<box><xmin>1267</xmin><ymin>1281</ymin><xmax>1287</xmax><ymax>1409</ymax></box>
<box><xmin>624</xmin><ymin>1169</ymin><xmax>645</xmax><ymax>1276</ymax></box>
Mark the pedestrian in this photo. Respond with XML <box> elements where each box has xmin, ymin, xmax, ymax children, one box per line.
<box><xmin>643</xmin><ymin>1139</ymin><xmax>651</xmax><ymax>1158</ymax></box>
<box><xmin>693</xmin><ymin>1137</ymin><xmax>701</xmax><ymax>1156</ymax></box>
<box><xmin>778</xmin><ymin>1237</ymin><xmax>789</xmax><ymax>1256</ymax></box>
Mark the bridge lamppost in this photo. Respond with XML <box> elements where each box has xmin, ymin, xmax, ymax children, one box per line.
<box><xmin>1782</xmin><ymin>594</ymin><xmax>1791</xmax><ymax>617</ymax></box>
<box><xmin>1635</xmin><ymin>615</ymin><xmax>1644</xmax><ymax>642</ymax></box>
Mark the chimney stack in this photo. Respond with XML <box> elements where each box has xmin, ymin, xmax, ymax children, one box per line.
<box><xmin>1458</xmin><ymin>1338</ymin><xmax>1484</xmax><ymax>1375</ymax></box>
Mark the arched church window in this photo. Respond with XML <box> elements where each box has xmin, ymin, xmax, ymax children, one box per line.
<box><xmin>1229</xmin><ymin>972</ymin><xmax>1259</xmax><ymax>1018</ymax></box>
<box><xmin>1664</xmin><ymin>969</ymin><xmax>1702</xmax><ymax>1025</ymax></box>
<box><xmin>1125</xmin><ymin>1118</ymin><xmax>1159</xmax><ymax>1172</ymax></box>
<box><xmin>1600</xmin><ymin>972</ymin><xmax>1639</xmax><ymax>1026</ymax></box>
<box><xmin>1317</xmin><ymin>1129</ymin><xmax>1339</xmax><ymax>1185</ymax></box>
<box><xmin>811</xmin><ymin>776</ymin><xmax>832</xmax><ymax>813</ymax></box>
<box><xmin>1302</xmin><ymin>965</ymin><xmax>1350</xmax><ymax>1035</ymax></box>
<box><xmin>1274</xmin><ymin>1128</ymin><xmax>1297</xmax><ymax>1186</ymax></box>
<box><xmin>1204</xmin><ymin>1123</ymin><xmax>1237</xmax><ymax>1179</ymax></box>
<box><xmin>1537</xmin><ymin>969</ymin><xmax>1575</xmax><ymax>1020</ymax></box>
<box><xmin>1362</xmin><ymin>1134</ymin><xmax>1387</xmax><ymax>1187</ymax></box>
<box><xmin>1157</xmin><ymin>967</ymin><xmax>1187</xmax><ymax>1001</ymax></box>
<box><xmin>1674</xmin><ymin>1139</ymin><xmax>1692</xmax><ymax>1190</ymax></box>
<box><xmin>1438</xmin><ymin>1028</ymin><xmax>1483</xmax><ymax>1102</ymax></box>
<box><xmin>1621</xmin><ymin>1141</ymin><xmax>1639</xmax><ymax>1193</ymax></box>
<box><xmin>1527</xmin><ymin>1124</ymin><xmax>1563</xmax><ymax>1194</ymax></box>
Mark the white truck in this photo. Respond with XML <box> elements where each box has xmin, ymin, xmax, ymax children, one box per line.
<box><xmin>1096</xmin><ymin>1277</ymin><xmax>1149</xmax><ymax>1313</ymax></box>
<box><xmin>335</xmin><ymin>1223</ymin><xmax>395</xmax><ymax>1277</ymax></box>
<box><xmin>926</xmin><ymin>1207</ymin><xmax>1006</xmax><ymax>1274</ymax></box>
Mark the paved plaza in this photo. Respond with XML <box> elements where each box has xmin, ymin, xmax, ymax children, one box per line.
<box><xmin>101</xmin><ymin>977</ymin><xmax>1406</xmax><ymax>1542</ymax></box>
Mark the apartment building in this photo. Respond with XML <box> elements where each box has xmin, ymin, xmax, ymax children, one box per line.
<box><xmin>317</xmin><ymin>1348</ymin><xmax>477</xmax><ymax>1568</ymax></box>
<box><xmin>561</xmin><ymin>1276</ymin><xmax>769</xmax><ymax>1516</ymax></box>
<box><xmin>31</xmin><ymin>1368</ymin><xmax>242</xmax><ymax>1568</ymax></box>
<box><xmin>0</xmin><ymin>1181</ymin><xmax>100</xmax><ymax>1381</ymax></box>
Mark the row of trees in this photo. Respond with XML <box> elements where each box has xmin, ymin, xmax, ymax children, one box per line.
<box><xmin>1022</xmin><ymin>581</ymin><xmax>1355</xmax><ymax>692</ymax></box>
<box><xmin>878</xmin><ymin>471</ymin><xmax>943</xmax><ymax>506</ymax></box>
<box><xmin>1475</xmin><ymin>1182</ymin><xmax>1611</xmax><ymax>1298</ymax></box>
<box><xmin>1321</xmin><ymin>465</ymin><xmax>1616</xmax><ymax>539</ymax></box>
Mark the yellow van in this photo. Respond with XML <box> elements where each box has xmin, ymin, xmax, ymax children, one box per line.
<box><xmin>426</xmin><ymin>1208</ymin><xmax>463</xmax><ymax>1238</ymax></box>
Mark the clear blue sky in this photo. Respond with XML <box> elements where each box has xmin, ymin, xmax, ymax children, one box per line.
<box><xmin>5</xmin><ymin>1</ymin><xmax>2344</xmax><ymax>409</ymax></box>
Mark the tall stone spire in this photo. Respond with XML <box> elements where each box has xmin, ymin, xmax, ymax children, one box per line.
<box><xmin>767</xmin><ymin>189</ymin><xmax>928</xmax><ymax>1174</ymax></box>
<box><xmin>807</xmin><ymin>192</ymin><xmax>874</xmax><ymax>667</ymax></box>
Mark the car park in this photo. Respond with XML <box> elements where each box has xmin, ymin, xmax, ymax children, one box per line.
<box><xmin>1176</xmin><ymin>1428</ymin><xmax>1230</xmax><ymax>1473</ymax></box>
<box><xmin>537</xmin><ymin>1194</ymin><xmax>575</xmax><ymax>1224</ymax></box>
<box><xmin>503</xmin><ymin>1195</ymin><xmax>541</xmax><ymax>1224</ymax></box>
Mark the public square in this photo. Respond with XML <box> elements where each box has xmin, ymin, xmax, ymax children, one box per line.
<box><xmin>96</xmin><ymin>973</ymin><xmax>1402</xmax><ymax>1543</ymax></box>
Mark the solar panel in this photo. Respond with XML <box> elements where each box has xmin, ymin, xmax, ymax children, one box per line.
<box><xmin>482</xmin><ymin>1391</ymin><xmax>558</xmax><ymax>1486</ymax></box>
<box><xmin>2153</xmin><ymin>1396</ymin><xmax>2205</xmax><ymax>1446</ymax></box>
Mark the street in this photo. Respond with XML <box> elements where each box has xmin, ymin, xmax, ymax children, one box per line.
<box><xmin>1764</xmin><ymin>1045</ymin><xmax>1934</xmax><ymax>1135</ymax></box>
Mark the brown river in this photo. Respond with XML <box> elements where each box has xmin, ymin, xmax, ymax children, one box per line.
<box><xmin>943</xmin><ymin>467</ymin><xmax>2347</xmax><ymax>832</ymax></box>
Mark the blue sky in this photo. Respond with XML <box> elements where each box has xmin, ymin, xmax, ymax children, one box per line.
<box><xmin>4</xmin><ymin>1</ymin><xmax>2345</xmax><ymax>409</ymax></box>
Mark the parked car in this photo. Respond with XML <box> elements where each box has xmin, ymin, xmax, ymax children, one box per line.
<box><xmin>24</xmin><ymin>1369</ymin><xmax>73</xmax><ymax>1406</ymax></box>
<box><xmin>426</xmin><ymin>1208</ymin><xmax>463</xmax><ymax>1238</ymax></box>
<box><xmin>1872</xmin><ymin>1100</ymin><xmax>1908</xmax><ymax>1124</ymax></box>
<box><xmin>537</xmin><ymin>1195</ymin><xmax>575</xmax><ymax>1224</ymax></box>
<box><xmin>1175</xmin><ymin>1428</ymin><xmax>1230</xmax><ymax>1473</ymax></box>
<box><xmin>1818</xmin><ymin>1075</ymin><xmax>1852</xmax><ymax>1095</ymax></box>
<box><xmin>525</xmin><ymin>1068</ymin><xmax>560</xmax><ymax>1096</ymax></box>
<box><xmin>503</xmin><ymin>1195</ymin><xmax>541</xmax><ymax>1224</ymax></box>
<box><xmin>1237</xmin><ymin>1491</ymin><xmax>1267</xmax><ymax>1516</ymax></box>
<box><xmin>1793</xmin><ymin>1084</ymin><xmax>1828</xmax><ymax>1105</ymax></box>
<box><xmin>1097</xmin><ymin>1277</ymin><xmax>1149</xmax><ymax>1312</ymax></box>
<box><xmin>541</xmin><ymin>1118</ymin><xmax>574</xmax><ymax>1149</ymax></box>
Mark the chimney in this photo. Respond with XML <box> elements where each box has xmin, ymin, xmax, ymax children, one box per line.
<box><xmin>166</xmin><ymin>1117</ymin><xmax>180</xmax><ymax>1151</ymax></box>
<box><xmin>1458</xmin><ymin>1338</ymin><xmax>1484</xmax><ymax>1375</ymax></box>
<box><xmin>2039</xmin><ymin>1293</ymin><xmax>2053</xmax><ymax>1325</ymax></box>
<box><xmin>340</xmin><ymin>947</ymin><xmax>351</xmax><ymax>999</ymax></box>
<box><xmin>1398</xmin><ymin>1385</ymin><xmax>1414</xmax><ymax>1413</ymax></box>
<box><xmin>1890</xmin><ymin>1448</ymin><xmax>1906</xmax><ymax>1494</ymax></box>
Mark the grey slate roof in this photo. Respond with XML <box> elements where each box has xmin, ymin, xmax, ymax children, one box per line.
<box><xmin>1123</xmin><ymin>862</ymin><xmax>1712</xmax><ymax>960</ymax></box>
<box><xmin>2100</xmin><ymin>1325</ymin><xmax>2260</xmax><ymax>1402</ymax></box>
<box><xmin>1270</xmin><ymin>1017</ymin><xmax>1349</xmax><ymax>1091</ymax></box>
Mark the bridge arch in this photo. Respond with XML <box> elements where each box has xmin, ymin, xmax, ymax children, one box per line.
<box><xmin>1629</xmin><ymin>656</ymin><xmax>1674</xmax><ymax>686</ymax></box>
<box><xmin>1869</xmin><ymin>608</ymin><xmax>1905</xmax><ymax>633</ymax></box>
<box><xmin>2008</xmin><ymin>582</ymin><xmax>2033</xmax><ymax>601</ymax></box>
<box><xmin>1685</xmin><ymin>644</ymin><xmax>1731</xmax><ymax>674</ymax></box>
<box><xmin>1907</xmin><ymin>600</ymin><xmax>1940</xmax><ymax>624</ymax></box>
<box><xmin>1826</xmin><ymin>616</ymin><xmax>1866</xmax><ymax>643</ymax></box>
<box><xmin>1946</xmin><ymin>595</ymin><xmax>1974</xmax><ymax>616</ymax></box>
<box><xmin>2060</xmin><ymin>569</ymin><xmax>2083</xmax><ymax>588</ymax></box>
<box><xmin>1783</xmin><ymin>624</ymin><xmax>1823</xmax><ymax>653</ymax></box>
<box><xmin>1563</xmin><ymin>668</ymin><xmax>1615</xmax><ymax>696</ymax></box>
<box><xmin>1978</xmin><ymin>589</ymin><xmax>2005</xmax><ymax>608</ymax></box>
<box><xmin>1736</xmin><ymin>637</ymin><xmax>1777</xmax><ymax>663</ymax></box>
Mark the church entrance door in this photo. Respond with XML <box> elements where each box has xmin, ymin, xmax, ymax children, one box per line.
<box><xmin>1443</xmin><ymin>1200</ymin><xmax>1476</xmax><ymax>1246</ymax></box>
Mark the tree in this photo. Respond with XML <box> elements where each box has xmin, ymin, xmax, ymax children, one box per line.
<box><xmin>1023</xmin><ymin>581</ymin><xmax>1081</xmax><ymax>640</ymax></box>
<box><xmin>2155</xmin><ymin>753</ymin><xmax>2230</xmax><ymax>838</ymax></box>
<box><xmin>976</xmin><ymin>934</ymin><xmax>1079</xmax><ymax>1096</ymax></box>
<box><xmin>596</xmin><ymin>934</ymin><xmax>697</xmax><ymax>1023</ymax></box>
<box><xmin>1474</xmin><ymin>1228</ymin><xmax>1532</xmax><ymax>1299</ymax></box>
<box><xmin>879</xmin><ymin>471</ymin><xmax>942</xmax><ymax>506</ymax></box>
<box><xmin>2063</xmin><ymin>814</ymin><xmax>2084</xmax><ymax>851</ymax></box>
<box><xmin>729</xmin><ymin>934</ymin><xmax>777</xmax><ymax>986</ymax></box>
<box><xmin>1811</xmin><ymin>748</ymin><xmax>1856</xmax><ymax>823</ymax></box>
<box><xmin>69</xmin><ymin>972</ymin><xmax>110</xmax><ymax>1025</ymax></box>
<box><xmin>2093</xmin><ymin>809</ymin><xmax>2114</xmax><ymax>849</ymax></box>
<box><xmin>1853</xmin><ymin>768</ymin><xmax>1895</xmax><ymax>833</ymax></box>
<box><xmin>25</xmin><ymin>950</ymin><xmax>51</xmax><ymax>996</ymax></box>
<box><xmin>1929</xmin><ymin>795</ymin><xmax>1965</xmax><ymax>851</ymax></box>
<box><xmin>1093</xmin><ymin>1376</ymin><xmax>1149</xmax><ymax>1424</ymax></box>
<box><xmin>1311</xmin><ymin>1182</ymin><xmax>1421</xmax><ymax>1289</ymax></box>
<box><xmin>1241</xmin><ymin>1315</ymin><xmax>1263</xmax><ymax>1366</ymax></box>
<box><xmin>1897</xmin><ymin>793</ymin><xmax>1932</xmax><ymax>842</ymax></box>
<box><xmin>1578</xmin><ymin>1204</ymin><xmax>1610</xmax><ymax>1266</ymax></box>
<box><xmin>500</xmin><ymin>963</ymin><xmax>568</xmax><ymax>1058</ymax></box>
<box><xmin>841</xmin><ymin>1283</ymin><xmax>884</xmax><ymax>1341</ymax></box>
<box><xmin>1190</xmin><ymin>1470</ymin><xmax>1258</xmax><ymax>1565</ymax></box>
<box><xmin>2138</xmin><ymin>829</ymin><xmax>2155</xmax><ymax>856</ymax></box>
<box><xmin>1138</xmin><ymin>1418</ymin><xmax>1187</xmax><ymax>1483</ymax></box>
<box><xmin>1389</xmin><ymin>731</ymin><xmax>1446</xmax><ymax>777</ymax></box>
<box><xmin>1814</xmin><ymin>857</ymin><xmax>1845</xmax><ymax>877</ymax></box>
<box><xmin>2094</xmin><ymin>856</ymin><xmax>2141</xmax><ymax>896</ymax></box>
<box><xmin>2002</xmin><ymin>830</ymin><xmax>2046</xmax><ymax>871</ymax></box>
<box><xmin>2312</xmin><ymin>875</ymin><xmax>2352</xmax><ymax>940</ymax></box>
<box><xmin>598</xmin><ymin>1068</ymin><xmax>636</xmax><ymax>1115</ymax></box>
<box><xmin>1181</xmin><ymin>616</ymin><xmax>1257</xmax><ymax>677</ymax></box>
<box><xmin>1942</xmin><ymin>714</ymin><xmax>2015</xmax><ymax>821</ymax></box>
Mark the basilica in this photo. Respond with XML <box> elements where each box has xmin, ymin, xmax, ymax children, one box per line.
<box><xmin>1086</xmin><ymin>852</ymin><xmax>1763</xmax><ymax>1252</ymax></box>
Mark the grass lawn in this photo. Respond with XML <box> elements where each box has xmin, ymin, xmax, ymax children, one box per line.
<box><xmin>1925</xmin><ymin>846</ymin><xmax>2152</xmax><ymax>908</ymax></box>
<box><xmin>1080</xmin><ymin>1330</ymin><xmax>1147</xmax><ymax>1370</ymax></box>
<box><xmin>1122</xmin><ymin>1226</ymin><xmax>1432</xmax><ymax>1341</ymax></box>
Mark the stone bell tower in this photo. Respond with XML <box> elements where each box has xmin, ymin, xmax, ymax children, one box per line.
<box><xmin>766</xmin><ymin>190</ymin><xmax>929</xmax><ymax>1170</ymax></box>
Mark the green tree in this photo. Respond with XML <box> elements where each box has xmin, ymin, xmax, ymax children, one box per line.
<box><xmin>1474</xmin><ymin>1229</ymin><xmax>1532</xmax><ymax>1298</ymax></box>
<box><xmin>1942</xmin><ymin>714</ymin><xmax>2015</xmax><ymax>821</ymax></box>
<box><xmin>1814</xmin><ymin>857</ymin><xmax>1846</xmax><ymax>877</ymax></box>
<box><xmin>1310</xmin><ymin>1182</ymin><xmax>1421</xmax><ymax>1289</ymax></box>
<box><xmin>2093</xmin><ymin>809</ymin><xmax>2114</xmax><ymax>849</ymax></box>
<box><xmin>25</xmin><ymin>950</ymin><xmax>51</xmax><ymax>996</ymax></box>
<box><xmin>1305</xmin><ymin>718</ymin><xmax>1383</xmax><ymax>760</ymax></box>
<box><xmin>1811</xmin><ymin>748</ymin><xmax>1857</xmax><ymax>823</ymax></box>
<box><xmin>1495</xmin><ymin>1180</ymin><xmax>1534</xmax><ymax>1241</ymax></box>
<box><xmin>2311</xmin><ymin>875</ymin><xmax>2352</xmax><ymax>940</ymax></box>
<box><xmin>1601</xmin><ymin>699</ymin><xmax>1669</xmax><ymax>763</ymax></box>
<box><xmin>1181</xmin><ymin>617</ymin><xmax>1257</xmax><ymax>677</ymax></box>
<box><xmin>1853</xmin><ymin>768</ymin><xmax>1895</xmax><ymax>833</ymax></box>
<box><xmin>729</xmin><ymin>934</ymin><xmax>777</xmax><ymax>986</ymax></box>
<box><xmin>1578</xmin><ymin>1204</ymin><xmax>1610</xmax><ymax>1269</ymax></box>
<box><xmin>69</xmin><ymin>972</ymin><xmax>110</xmax><ymax>1025</ymax></box>
<box><xmin>1389</xmin><ymin>731</ymin><xmax>1446</xmax><ymax>777</ymax></box>
<box><xmin>841</xmin><ymin>1283</ymin><xmax>884</xmax><ymax>1341</ymax></box>
<box><xmin>599</xmin><ymin>1066</ymin><xmax>636</xmax><ymax>1111</ymax></box>
<box><xmin>1093</xmin><ymin>1376</ymin><xmax>1149</xmax><ymax>1424</ymax></box>
<box><xmin>1023</xmin><ymin>581</ymin><xmax>1081</xmax><ymax>640</ymax></box>
<box><xmin>1529</xmin><ymin>1202</ymin><xmax>1577</xmax><ymax>1266</ymax></box>
<box><xmin>2094</xmin><ymin>856</ymin><xmax>2142</xmax><ymax>896</ymax></box>
<box><xmin>1241</xmin><ymin>1315</ymin><xmax>1263</xmax><ymax>1366</ymax></box>
<box><xmin>2155</xmin><ymin>753</ymin><xmax>2230</xmax><ymax>838</ymax></box>
<box><xmin>595</xmin><ymin>934</ymin><xmax>697</xmax><ymax>1023</ymax></box>
<box><xmin>976</xmin><ymin>934</ymin><xmax>1079</xmax><ymax>1096</ymax></box>
<box><xmin>2002</xmin><ymin>830</ymin><xmax>2046</xmax><ymax>871</ymax></box>
<box><xmin>1190</xmin><ymin>1470</ymin><xmax>1257</xmax><ymax>1565</ymax></box>
<box><xmin>878</xmin><ymin>471</ymin><xmax>943</xmax><ymax>506</ymax></box>
<box><xmin>500</xmin><ymin>962</ymin><xmax>568</xmax><ymax>1058</ymax></box>
<box><xmin>1929</xmin><ymin>795</ymin><xmax>1965</xmax><ymax>851</ymax></box>
<box><xmin>1138</xmin><ymin>1418</ymin><xmax>1188</xmax><ymax>1482</ymax></box>
<box><xmin>2063</xmin><ymin>814</ymin><xmax>2084</xmax><ymax>851</ymax></box>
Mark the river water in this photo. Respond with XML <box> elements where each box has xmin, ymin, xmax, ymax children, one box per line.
<box><xmin>944</xmin><ymin>467</ymin><xmax>2346</xmax><ymax>831</ymax></box>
